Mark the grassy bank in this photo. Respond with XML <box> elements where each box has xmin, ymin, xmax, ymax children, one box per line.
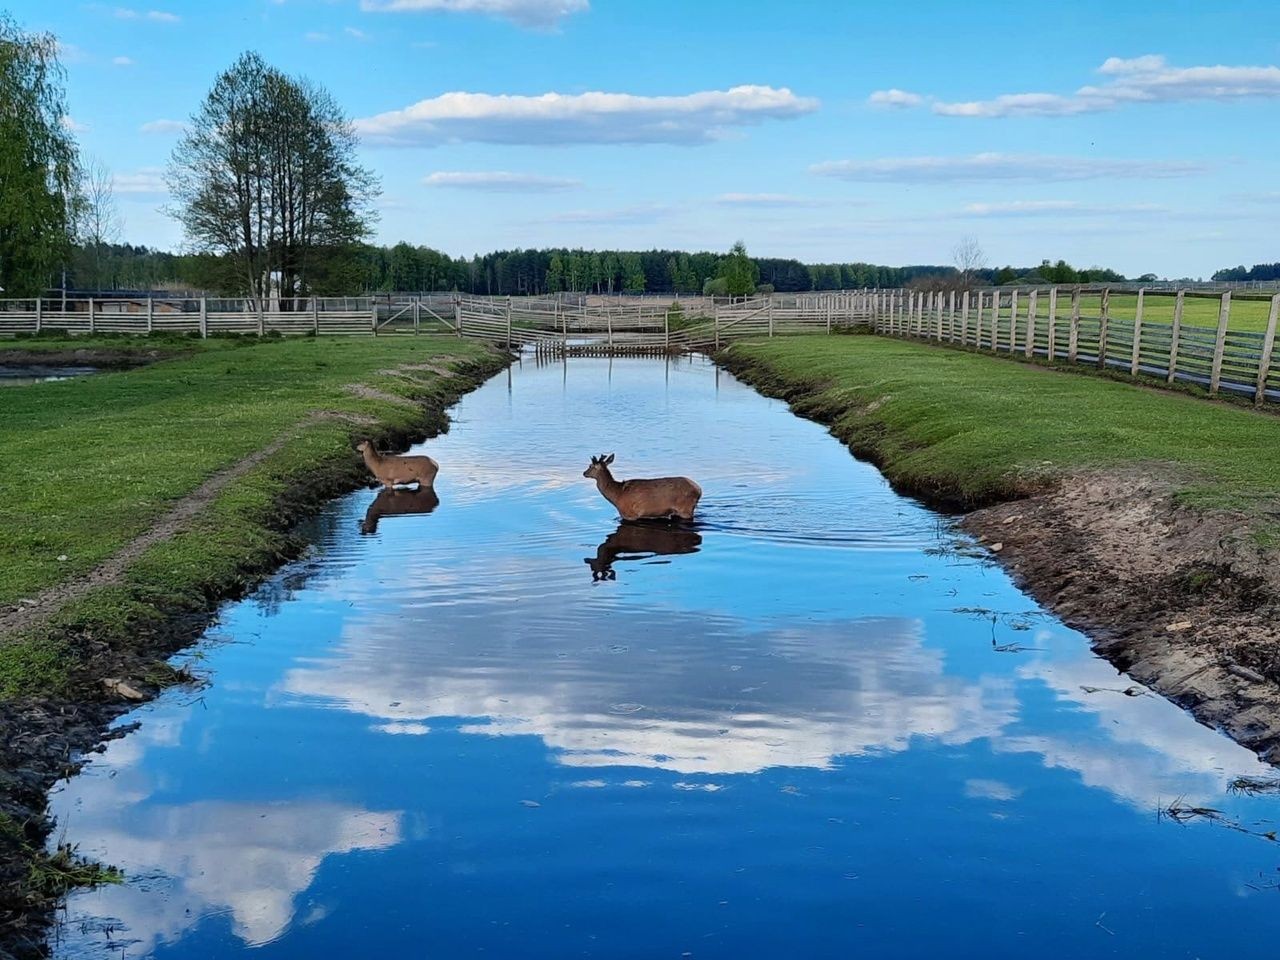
<box><xmin>1</xmin><ymin>334</ymin><xmax>506</xmax><ymax>950</ymax></box>
<box><xmin>721</xmin><ymin>335</ymin><xmax>1280</xmax><ymax>511</ymax></box>
<box><xmin>0</xmin><ymin>334</ymin><xmax>505</xmax><ymax>696</ymax></box>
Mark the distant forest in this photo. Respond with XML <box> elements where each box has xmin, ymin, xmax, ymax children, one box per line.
<box><xmin>1212</xmin><ymin>263</ymin><xmax>1280</xmax><ymax>282</ymax></box>
<box><xmin>51</xmin><ymin>242</ymin><xmax>1133</xmax><ymax>297</ymax></box>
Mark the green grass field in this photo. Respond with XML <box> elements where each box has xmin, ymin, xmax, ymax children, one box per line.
<box><xmin>0</xmin><ymin>335</ymin><xmax>495</xmax><ymax>611</ymax></box>
<box><xmin>727</xmin><ymin>335</ymin><xmax>1280</xmax><ymax>509</ymax></box>
<box><xmin>1020</xmin><ymin>292</ymin><xmax>1278</xmax><ymax>333</ymax></box>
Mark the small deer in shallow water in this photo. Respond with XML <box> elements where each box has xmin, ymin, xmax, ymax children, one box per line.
<box><xmin>356</xmin><ymin>439</ymin><xmax>439</xmax><ymax>489</ymax></box>
<box><xmin>360</xmin><ymin>486</ymin><xmax>440</xmax><ymax>535</ymax></box>
<box><xmin>582</xmin><ymin>453</ymin><xmax>702</xmax><ymax>521</ymax></box>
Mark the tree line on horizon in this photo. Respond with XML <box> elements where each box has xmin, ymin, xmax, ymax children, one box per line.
<box><xmin>46</xmin><ymin>240</ymin><xmax>1137</xmax><ymax>298</ymax></box>
<box><xmin>1212</xmin><ymin>263</ymin><xmax>1280</xmax><ymax>283</ymax></box>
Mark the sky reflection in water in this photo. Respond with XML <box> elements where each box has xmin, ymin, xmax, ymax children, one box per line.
<box><xmin>52</xmin><ymin>355</ymin><xmax>1280</xmax><ymax>959</ymax></box>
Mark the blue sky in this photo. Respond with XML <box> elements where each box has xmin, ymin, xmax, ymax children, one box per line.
<box><xmin>15</xmin><ymin>0</ymin><xmax>1280</xmax><ymax>276</ymax></box>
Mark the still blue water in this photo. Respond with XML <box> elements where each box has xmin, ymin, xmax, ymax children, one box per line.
<box><xmin>51</xmin><ymin>354</ymin><xmax>1280</xmax><ymax>958</ymax></box>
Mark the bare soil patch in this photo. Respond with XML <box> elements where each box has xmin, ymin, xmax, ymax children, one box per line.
<box><xmin>966</xmin><ymin>472</ymin><xmax>1280</xmax><ymax>762</ymax></box>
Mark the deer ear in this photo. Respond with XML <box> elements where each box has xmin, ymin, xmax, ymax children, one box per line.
<box><xmin>604</xmin><ymin>453</ymin><xmax>615</xmax><ymax>465</ymax></box>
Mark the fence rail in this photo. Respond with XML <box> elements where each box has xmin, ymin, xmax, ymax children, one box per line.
<box><xmin>869</xmin><ymin>287</ymin><xmax>1280</xmax><ymax>406</ymax></box>
<box><xmin>6</xmin><ymin>286</ymin><xmax>1278</xmax><ymax>407</ymax></box>
<box><xmin>0</xmin><ymin>292</ymin><xmax>874</xmax><ymax>347</ymax></box>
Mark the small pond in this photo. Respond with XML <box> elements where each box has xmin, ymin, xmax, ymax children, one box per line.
<box><xmin>0</xmin><ymin>364</ymin><xmax>99</xmax><ymax>387</ymax></box>
<box><xmin>50</xmin><ymin>354</ymin><xmax>1280</xmax><ymax>958</ymax></box>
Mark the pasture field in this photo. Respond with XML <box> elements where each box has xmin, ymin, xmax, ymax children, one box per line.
<box><xmin>725</xmin><ymin>334</ymin><xmax>1280</xmax><ymax>510</ymax></box>
<box><xmin>1034</xmin><ymin>292</ymin><xmax>1277</xmax><ymax>333</ymax></box>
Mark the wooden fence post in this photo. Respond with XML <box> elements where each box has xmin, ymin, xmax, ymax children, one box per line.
<box><xmin>1209</xmin><ymin>291</ymin><xmax>1231</xmax><ymax>396</ymax></box>
<box><xmin>199</xmin><ymin>296</ymin><xmax>207</xmax><ymax>338</ymax></box>
<box><xmin>1008</xmin><ymin>290</ymin><xmax>1019</xmax><ymax>353</ymax></box>
<box><xmin>934</xmin><ymin>292</ymin><xmax>944</xmax><ymax>341</ymax></box>
<box><xmin>947</xmin><ymin>290</ymin><xmax>956</xmax><ymax>342</ymax></box>
<box><xmin>146</xmin><ymin>296</ymin><xmax>154</xmax><ymax>334</ymax></box>
<box><xmin>34</xmin><ymin>296</ymin><xmax>42</xmax><ymax>334</ymax></box>
<box><xmin>455</xmin><ymin>296</ymin><xmax>463</xmax><ymax>338</ymax></box>
<box><xmin>1167</xmin><ymin>291</ymin><xmax>1182</xmax><ymax>386</ymax></box>
<box><xmin>960</xmin><ymin>290</ymin><xmax>970</xmax><ymax>345</ymax></box>
<box><xmin>989</xmin><ymin>290</ymin><xmax>999</xmax><ymax>351</ymax></box>
<box><xmin>313</xmin><ymin>297</ymin><xmax>320</xmax><ymax>335</ymax></box>
<box><xmin>1097</xmin><ymin>287</ymin><xmax>1110</xmax><ymax>369</ymax></box>
<box><xmin>1129</xmin><ymin>288</ymin><xmax>1145</xmax><ymax>376</ymax></box>
<box><xmin>1255</xmin><ymin>293</ymin><xmax>1280</xmax><ymax>405</ymax></box>
<box><xmin>1046</xmin><ymin>288</ymin><xmax>1058</xmax><ymax>361</ymax></box>
<box><xmin>260</xmin><ymin>302</ymin><xmax>267</xmax><ymax>337</ymax></box>
<box><xmin>1025</xmin><ymin>289</ymin><xmax>1038</xmax><ymax>358</ymax></box>
<box><xmin>413</xmin><ymin>298</ymin><xmax>420</xmax><ymax>335</ymax></box>
<box><xmin>712</xmin><ymin>301</ymin><xmax>718</xmax><ymax>350</ymax></box>
<box><xmin>88</xmin><ymin>297</ymin><xmax>95</xmax><ymax>334</ymax></box>
<box><xmin>1068</xmin><ymin>288</ymin><xmax>1080</xmax><ymax>362</ymax></box>
<box><xmin>974</xmin><ymin>291</ymin><xmax>984</xmax><ymax>347</ymax></box>
<box><xmin>768</xmin><ymin>297</ymin><xmax>774</xmax><ymax>337</ymax></box>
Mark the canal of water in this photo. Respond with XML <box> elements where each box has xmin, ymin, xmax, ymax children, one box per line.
<box><xmin>50</xmin><ymin>354</ymin><xmax>1280</xmax><ymax>958</ymax></box>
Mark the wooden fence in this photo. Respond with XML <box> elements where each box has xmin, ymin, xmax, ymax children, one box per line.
<box><xmin>869</xmin><ymin>287</ymin><xmax>1280</xmax><ymax>406</ymax></box>
<box><xmin>0</xmin><ymin>292</ymin><xmax>875</xmax><ymax>348</ymax></box>
<box><xmin>8</xmin><ymin>286</ymin><xmax>1274</xmax><ymax>406</ymax></box>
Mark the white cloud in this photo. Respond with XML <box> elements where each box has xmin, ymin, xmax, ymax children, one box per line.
<box><xmin>355</xmin><ymin>85</ymin><xmax>817</xmax><ymax>147</ymax></box>
<box><xmin>361</xmin><ymin>0</ymin><xmax>588</xmax><ymax>30</ymax></box>
<box><xmin>934</xmin><ymin>93</ymin><xmax>1095</xmax><ymax>118</ymax></box>
<box><xmin>61</xmin><ymin>115</ymin><xmax>89</xmax><ymax>133</ymax></box>
<box><xmin>424</xmin><ymin>170</ymin><xmax>582</xmax><ymax>191</ymax></box>
<box><xmin>113</xmin><ymin>7</ymin><xmax>182</xmax><ymax>23</ymax></box>
<box><xmin>140</xmin><ymin>118</ymin><xmax>189</xmax><ymax>134</ymax></box>
<box><xmin>868</xmin><ymin>88</ymin><xmax>924</xmax><ymax>109</ymax></box>
<box><xmin>875</xmin><ymin>55</ymin><xmax>1280</xmax><ymax>118</ymax></box>
<box><xmin>547</xmin><ymin>204</ymin><xmax>672</xmax><ymax>224</ymax></box>
<box><xmin>810</xmin><ymin>152</ymin><xmax>1206</xmax><ymax>183</ymax></box>
<box><xmin>714</xmin><ymin>192</ymin><xmax>823</xmax><ymax>207</ymax></box>
<box><xmin>964</xmin><ymin>779</ymin><xmax>1020</xmax><ymax>801</ymax></box>
<box><xmin>112</xmin><ymin>55</ymin><xmax>135</xmax><ymax>66</ymax></box>
<box><xmin>57</xmin><ymin>41</ymin><xmax>88</xmax><ymax>64</ymax></box>
<box><xmin>304</xmin><ymin>30</ymin><xmax>331</xmax><ymax>41</ymax></box>
<box><xmin>280</xmin><ymin>609</ymin><xmax>1018</xmax><ymax>777</ymax></box>
<box><xmin>344</xmin><ymin>26</ymin><xmax>371</xmax><ymax>40</ymax></box>
<box><xmin>61</xmin><ymin>799</ymin><xmax>401</xmax><ymax>952</ymax></box>
<box><xmin>961</xmin><ymin>200</ymin><xmax>1167</xmax><ymax>217</ymax></box>
<box><xmin>113</xmin><ymin>168</ymin><xmax>167</xmax><ymax>195</ymax></box>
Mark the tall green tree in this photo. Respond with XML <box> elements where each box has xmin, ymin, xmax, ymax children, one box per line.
<box><xmin>0</xmin><ymin>14</ymin><xmax>80</xmax><ymax>296</ymax></box>
<box><xmin>717</xmin><ymin>241</ymin><xmax>759</xmax><ymax>296</ymax></box>
<box><xmin>167</xmin><ymin>51</ymin><xmax>379</xmax><ymax>304</ymax></box>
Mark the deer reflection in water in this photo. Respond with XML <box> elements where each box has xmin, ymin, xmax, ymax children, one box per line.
<box><xmin>359</xmin><ymin>486</ymin><xmax>441</xmax><ymax>535</ymax></box>
<box><xmin>585</xmin><ymin>520</ymin><xmax>703</xmax><ymax>582</ymax></box>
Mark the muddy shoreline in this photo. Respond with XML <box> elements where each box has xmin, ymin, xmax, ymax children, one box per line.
<box><xmin>717</xmin><ymin>346</ymin><xmax>1280</xmax><ymax>765</ymax></box>
<box><xmin>0</xmin><ymin>346</ymin><xmax>183</xmax><ymax>370</ymax></box>
<box><xmin>0</xmin><ymin>351</ymin><xmax>509</xmax><ymax>959</ymax></box>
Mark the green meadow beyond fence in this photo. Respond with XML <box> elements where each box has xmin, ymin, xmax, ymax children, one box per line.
<box><xmin>4</xmin><ymin>286</ymin><xmax>1278</xmax><ymax>405</ymax></box>
<box><xmin>869</xmin><ymin>287</ymin><xmax>1280</xmax><ymax>406</ymax></box>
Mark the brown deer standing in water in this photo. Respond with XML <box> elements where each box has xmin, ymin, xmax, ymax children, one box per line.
<box><xmin>585</xmin><ymin>521</ymin><xmax>703</xmax><ymax>581</ymax></box>
<box><xmin>360</xmin><ymin>486</ymin><xmax>440</xmax><ymax>535</ymax></box>
<box><xmin>582</xmin><ymin>454</ymin><xmax>701</xmax><ymax>521</ymax></box>
<box><xmin>356</xmin><ymin>440</ymin><xmax>439</xmax><ymax>489</ymax></box>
